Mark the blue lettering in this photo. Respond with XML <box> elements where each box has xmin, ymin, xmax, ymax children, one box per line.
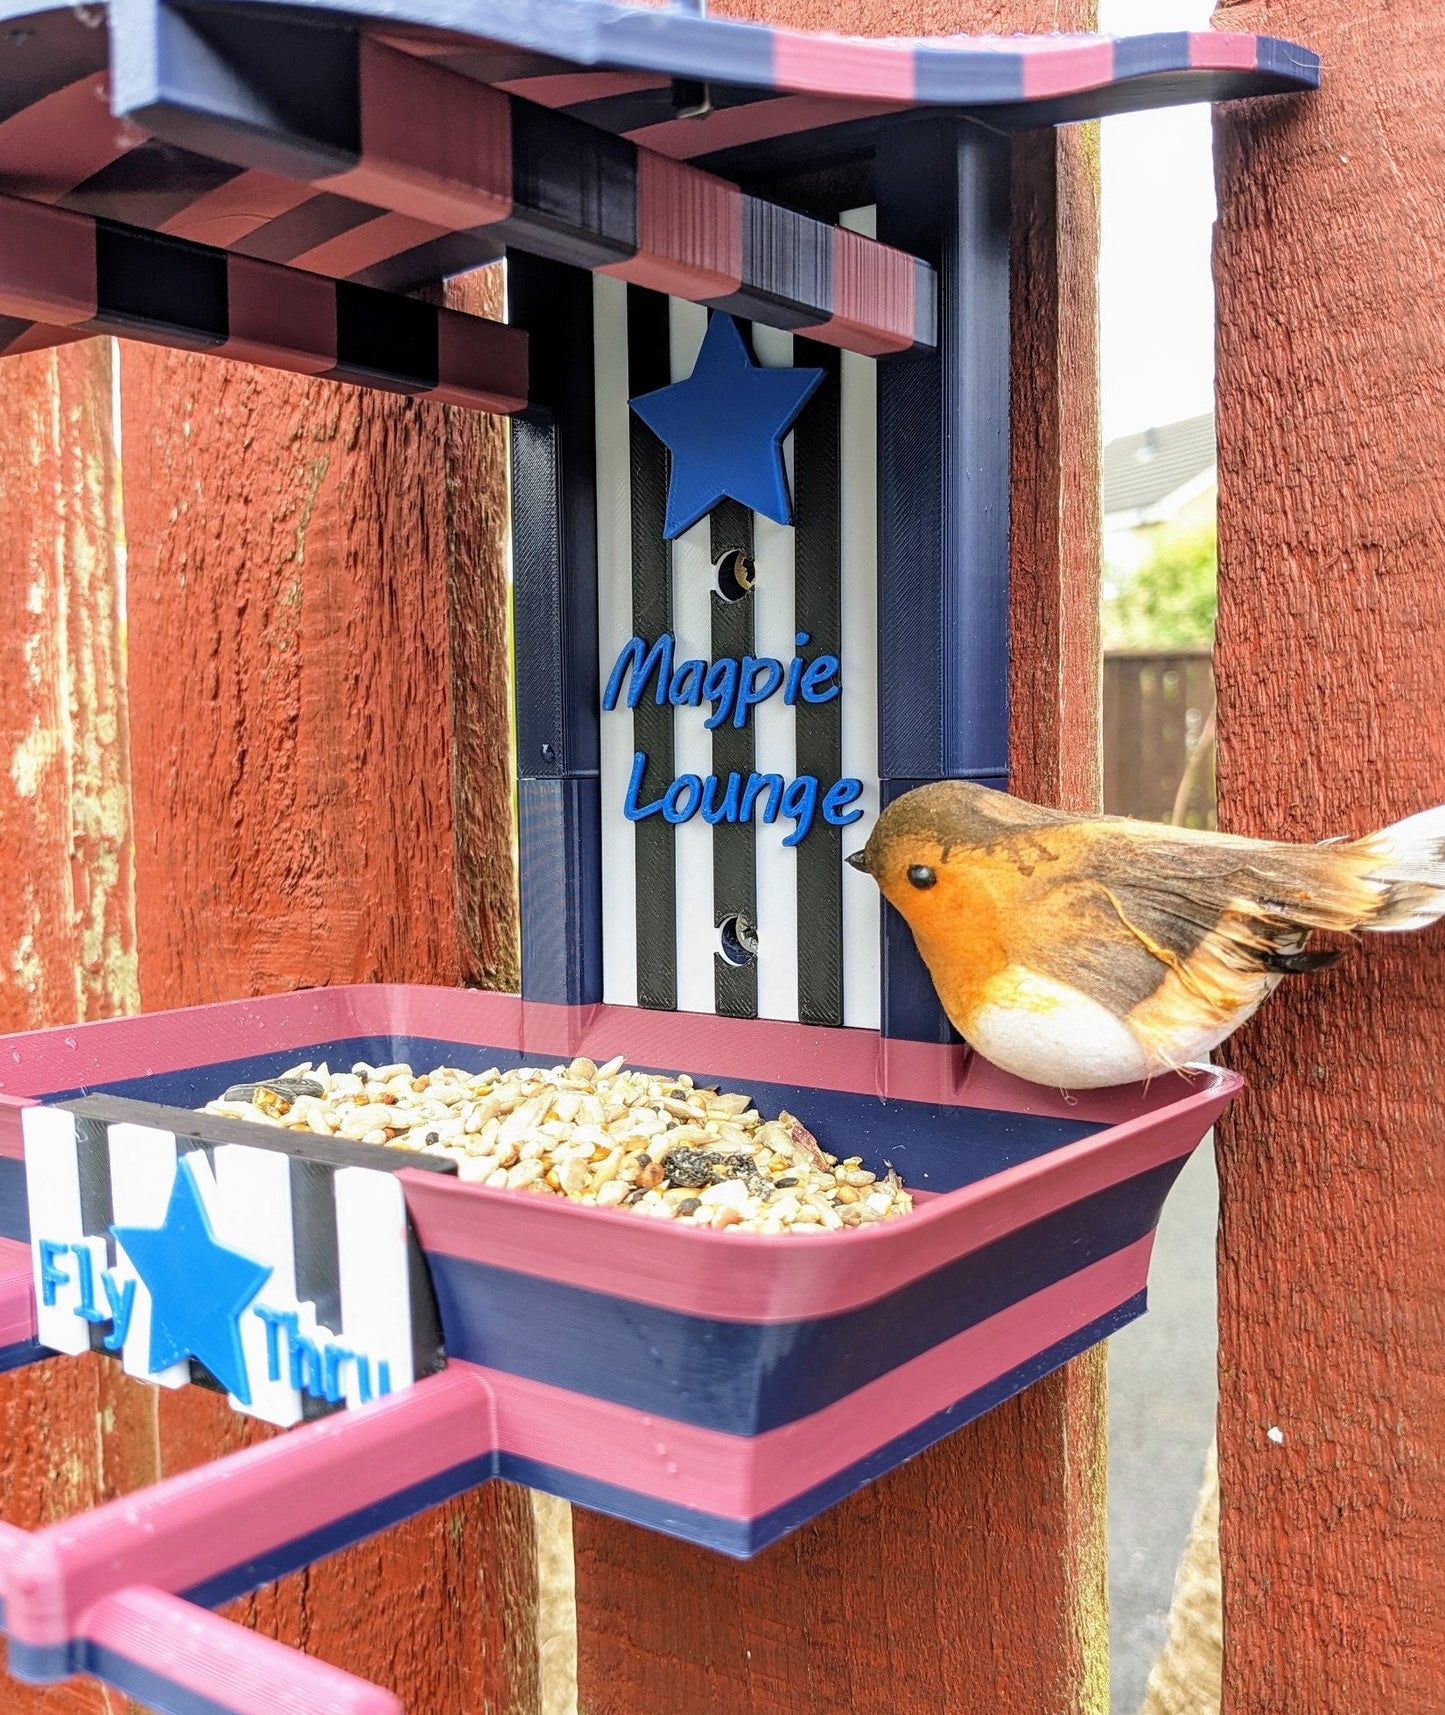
<box><xmin>287</xmin><ymin>1328</ymin><xmax>324</xmax><ymax>1397</ymax></box>
<box><xmin>823</xmin><ymin>778</ymin><xmax>866</xmax><ymax>827</ymax></box>
<box><xmin>702</xmin><ymin>658</ymin><xmax>739</xmax><ymax>730</ymax></box>
<box><xmin>100</xmin><ymin>1272</ymin><xmax>136</xmax><ymax>1351</ymax></box>
<box><xmin>700</xmin><ymin>773</ymin><xmax>742</xmax><ymax>825</ymax></box>
<box><xmin>780</xmin><ymin>776</ymin><xmax>820</xmax><ymax>847</ymax></box>
<box><xmin>74</xmin><ymin>1245</ymin><xmax>106</xmax><ymax>1323</ymax></box>
<box><xmin>800</xmin><ymin>655</ymin><xmax>841</xmax><ymax>703</ymax></box>
<box><xmin>321</xmin><ymin>1343</ymin><xmax>354</xmax><ymax>1404</ymax></box>
<box><xmin>784</xmin><ymin>634</ymin><xmax>810</xmax><ymax>703</ymax></box>
<box><xmin>739</xmin><ymin>773</ymin><xmax>784</xmax><ymax>824</ymax></box>
<box><xmin>662</xmin><ymin>775</ymin><xmax>703</xmax><ymax>825</ymax></box>
<box><xmin>668</xmin><ymin>658</ymin><xmax>705</xmax><ymax>706</ymax></box>
<box><xmin>377</xmin><ymin>1360</ymin><xmax>393</xmax><ymax>1398</ymax></box>
<box><xmin>735</xmin><ymin>657</ymin><xmax>784</xmax><ymax>728</ymax></box>
<box><xmin>253</xmin><ymin>1305</ymin><xmax>294</xmax><ymax>1383</ymax></box>
<box><xmin>355</xmin><ymin>1354</ymin><xmax>375</xmax><ymax>1404</ymax></box>
<box><xmin>603</xmin><ymin>634</ymin><xmax>675</xmax><ymax>711</ymax></box>
<box><xmin>623</xmin><ymin>751</ymin><xmax>665</xmax><ymax>821</ymax></box>
<box><xmin>38</xmin><ymin>1239</ymin><xmax>70</xmax><ymax>1309</ymax></box>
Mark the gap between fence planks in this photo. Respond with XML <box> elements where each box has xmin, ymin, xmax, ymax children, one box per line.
<box><xmin>565</xmin><ymin>4</ymin><xmax>1108</xmax><ymax>1712</ymax></box>
<box><xmin>1213</xmin><ymin>1</ymin><xmax>1445</xmax><ymax>1710</ymax></box>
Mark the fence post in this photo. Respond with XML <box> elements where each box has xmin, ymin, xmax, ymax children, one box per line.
<box><xmin>567</xmin><ymin>3</ymin><xmax>1108</xmax><ymax>1709</ymax></box>
<box><xmin>1215</xmin><ymin>0</ymin><xmax>1445</xmax><ymax>1708</ymax></box>
<box><xmin>0</xmin><ymin>336</ymin><xmax>161</xmax><ymax>1709</ymax></box>
<box><xmin>114</xmin><ymin>273</ymin><xmax>539</xmax><ymax>1710</ymax></box>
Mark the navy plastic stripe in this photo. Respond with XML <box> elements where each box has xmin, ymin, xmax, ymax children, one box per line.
<box><xmin>61</xmin><ymin>139</ymin><xmax>241</xmax><ymax>232</ymax></box>
<box><xmin>0</xmin><ymin>1154</ymin><xmax>29</xmax><ymax>1242</ymax></box>
<box><xmin>498</xmin><ymin>1295</ymin><xmax>1143</xmax><ymax>1556</ymax></box>
<box><xmin>913</xmin><ymin>42</ymin><xmax>1026</xmax><ymax>105</ymax></box>
<box><xmin>427</xmin><ymin>1157</ymin><xmax>1180</xmax><ymax>1433</ymax></box>
<box><xmin>709</xmin><ymin>495</ymin><xmax>758</xmax><ymax>1020</ymax></box>
<box><xmin>1111</xmin><ymin>31</ymin><xmax>1190</xmax><ymax>79</ymax></box>
<box><xmin>0</xmin><ymin>1339</ymin><xmax>46</xmax><ymax>1376</ymax></box>
<box><xmin>791</xmin><ymin>336</ymin><xmax>843</xmax><ymax>1026</ymax></box>
<box><xmin>874</xmin><ymin>121</ymin><xmax>1011</xmax><ymax>1043</ymax></box>
<box><xmin>517</xmin><ymin>777</ymin><xmax>603</xmax><ymax>1006</ymax></box>
<box><xmin>627</xmin><ymin>284</ymin><xmax>677</xmax><ymax>1011</ymax></box>
<box><xmin>179</xmin><ymin>1452</ymin><xmax>496</xmax><ymax>1612</ymax></box>
<box><xmin>332</xmin><ymin>280</ymin><xmax>438</xmax><ymax>390</ymax></box>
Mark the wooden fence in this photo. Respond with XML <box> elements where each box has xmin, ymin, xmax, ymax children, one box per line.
<box><xmin>1103</xmin><ymin>648</ymin><xmax>1217</xmax><ymax>827</ymax></box>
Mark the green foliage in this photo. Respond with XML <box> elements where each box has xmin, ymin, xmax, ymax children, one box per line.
<box><xmin>1102</xmin><ymin>518</ymin><xmax>1217</xmax><ymax>650</ymax></box>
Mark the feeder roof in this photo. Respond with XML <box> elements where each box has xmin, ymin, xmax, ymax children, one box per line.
<box><xmin>0</xmin><ymin>2</ymin><xmax>1316</xmax><ymax>291</ymax></box>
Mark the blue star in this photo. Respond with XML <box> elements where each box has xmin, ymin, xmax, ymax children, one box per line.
<box><xmin>111</xmin><ymin>1155</ymin><xmax>272</xmax><ymax>1405</ymax></box>
<box><xmin>629</xmin><ymin>313</ymin><xmax>824</xmax><ymax>539</ymax></box>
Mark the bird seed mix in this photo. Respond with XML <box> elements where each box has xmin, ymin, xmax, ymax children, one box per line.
<box><xmin>201</xmin><ymin>1056</ymin><xmax>913</xmax><ymax>1233</ymax></box>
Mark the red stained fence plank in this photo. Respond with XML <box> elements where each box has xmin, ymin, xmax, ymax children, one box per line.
<box><xmin>118</xmin><ymin>269</ymin><xmax>535</xmax><ymax>1712</ymax></box>
<box><xmin>568</xmin><ymin>5</ymin><xmax>1108</xmax><ymax>1713</ymax></box>
<box><xmin>1214</xmin><ymin>2</ymin><xmax>1445</xmax><ymax>1710</ymax></box>
<box><xmin>0</xmin><ymin>337</ymin><xmax>158</xmax><ymax>1713</ymax></box>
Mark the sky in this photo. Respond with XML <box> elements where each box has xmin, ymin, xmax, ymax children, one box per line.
<box><xmin>1098</xmin><ymin>0</ymin><xmax>1218</xmax><ymax>441</ymax></box>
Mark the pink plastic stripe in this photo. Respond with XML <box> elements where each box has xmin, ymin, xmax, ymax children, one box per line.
<box><xmin>78</xmin><ymin>1587</ymin><xmax>402</xmax><ymax>1715</ymax></box>
<box><xmin>1</xmin><ymin>1368</ymin><xmax>494</xmax><ymax>1647</ymax></box>
<box><xmin>0</xmin><ymin>195</ymin><xmax>97</xmax><ymax>327</ymax></box>
<box><xmin>627</xmin><ymin>96</ymin><xmax>902</xmax><ymax>162</ymax></box>
<box><xmin>400</xmin><ymin>1081</ymin><xmax>1218</xmax><ymax>1322</ymax></box>
<box><xmin>0</xmin><ymin>984</ymin><xmax>1235</xmax><ymax>1159</ymax></box>
<box><xmin>0</xmin><ymin>76</ymin><xmax>139</xmax><ymax>207</ymax></box>
<box><xmin>433</xmin><ymin>307</ymin><xmax>530</xmax><ymax>413</ymax></box>
<box><xmin>222</xmin><ymin>255</ymin><xmax>336</xmax><ymax>374</ymax></box>
<box><xmin>772</xmin><ymin>31</ymin><xmax>917</xmax><ymax>100</ymax></box>
<box><xmin>600</xmin><ymin>153</ymin><xmax>743</xmax><ymax>301</ymax></box>
<box><xmin>812</xmin><ymin>225</ymin><xmax>916</xmax><ymax>356</ymax></box>
<box><xmin>0</xmin><ymin>322</ymin><xmax>88</xmax><ymax>359</ymax></box>
<box><xmin>159</xmin><ymin>171</ymin><xmax>315</xmax><ymax>248</ymax></box>
<box><xmin>286</xmin><ymin>210</ymin><xmax>449</xmax><ymax>281</ymax></box>
<box><xmin>472</xmin><ymin>1236</ymin><xmax>1153</xmax><ymax>1520</ymax></box>
<box><xmin>1190</xmin><ymin>31</ymin><xmax>1259</xmax><ymax>70</ymax></box>
<box><xmin>318</xmin><ymin>40</ymin><xmax>512</xmax><ymax>232</ymax></box>
<box><xmin>0</xmin><ymin>1238</ymin><xmax>35</xmax><ymax>1349</ymax></box>
<box><xmin>1019</xmin><ymin>37</ymin><xmax>1115</xmax><ymax>99</ymax></box>
<box><xmin>493</xmin><ymin>71</ymin><xmax>669</xmax><ymax>108</ymax></box>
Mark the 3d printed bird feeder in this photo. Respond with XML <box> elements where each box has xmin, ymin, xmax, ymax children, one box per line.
<box><xmin>0</xmin><ymin>3</ymin><xmax>1316</xmax><ymax>1710</ymax></box>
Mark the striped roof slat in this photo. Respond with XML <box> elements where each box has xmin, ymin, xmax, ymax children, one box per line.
<box><xmin>114</xmin><ymin>29</ymin><xmax>937</xmax><ymax>355</ymax></box>
<box><xmin>0</xmin><ymin>191</ymin><xmax>529</xmax><ymax>412</ymax></box>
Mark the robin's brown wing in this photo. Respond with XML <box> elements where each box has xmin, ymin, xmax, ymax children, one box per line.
<box><xmin>1013</xmin><ymin>827</ymin><xmax>1383</xmax><ymax>1017</ymax></box>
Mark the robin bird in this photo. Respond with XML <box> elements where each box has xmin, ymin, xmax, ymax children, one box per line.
<box><xmin>846</xmin><ymin>782</ymin><xmax>1445</xmax><ymax>1089</ymax></box>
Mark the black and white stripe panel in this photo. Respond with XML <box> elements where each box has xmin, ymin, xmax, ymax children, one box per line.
<box><xmin>596</xmin><ymin>208</ymin><xmax>880</xmax><ymax>1027</ymax></box>
<box><xmin>22</xmin><ymin>1105</ymin><xmax>437</xmax><ymax>1427</ymax></box>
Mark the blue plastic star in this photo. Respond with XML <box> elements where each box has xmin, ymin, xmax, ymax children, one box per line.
<box><xmin>629</xmin><ymin>313</ymin><xmax>824</xmax><ymax>538</ymax></box>
<box><xmin>111</xmin><ymin>1155</ymin><xmax>272</xmax><ymax>1405</ymax></box>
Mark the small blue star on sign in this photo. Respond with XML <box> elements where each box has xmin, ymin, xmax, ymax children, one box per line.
<box><xmin>629</xmin><ymin>313</ymin><xmax>824</xmax><ymax>539</ymax></box>
<box><xmin>111</xmin><ymin>1155</ymin><xmax>272</xmax><ymax>1406</ymax></box>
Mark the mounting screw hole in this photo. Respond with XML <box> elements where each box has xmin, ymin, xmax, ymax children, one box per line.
<box><xmin>714</xmin><ymin>549</ymin><xmax>756</xmax><ymax>603</ymax></box>
<box><xmin>718</xmin><ymin>913</ymin><xmax>759</xmax><ymax>968</ymax></box>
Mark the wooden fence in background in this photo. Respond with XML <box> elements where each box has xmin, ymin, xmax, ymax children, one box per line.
<box><xmin>1103</xmin><ymin>648</ymin><xmax>1216</xmax><ymax>827</ymax></box>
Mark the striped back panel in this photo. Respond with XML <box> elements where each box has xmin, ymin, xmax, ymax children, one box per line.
<box><xmin>595</xmin><ymin>219</ymin><xmax>880</xmax><ymax>1027</ymax></box>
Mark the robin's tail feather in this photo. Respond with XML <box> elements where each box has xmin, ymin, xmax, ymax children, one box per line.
<box><xmin>1346</xmin><ymin>804</ymin><xmax>1445</xmax><ymax>931</ymax></box>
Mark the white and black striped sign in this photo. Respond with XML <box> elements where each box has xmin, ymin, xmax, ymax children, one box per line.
<box><xmin>22</xmin><ymin>1098</ymin><xmax>445</xmax><ymax>1427</ymax></box>
<box><xmin>595</xmin><ymin>210</ymin><xmax>882</xmax><ymax>1029</ymax></box>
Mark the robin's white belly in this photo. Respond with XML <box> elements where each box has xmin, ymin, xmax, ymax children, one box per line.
<box><xmin>964</xmin><ymin>966</ymin><xmax>1217</xmax><ymax>1089</ymax></box>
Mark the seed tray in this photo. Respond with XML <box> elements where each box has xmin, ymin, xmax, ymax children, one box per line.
<box><xmin>0</xmin><ymin>982</ymin><xmax>1236</xmax><ymax>1557</ymax></box>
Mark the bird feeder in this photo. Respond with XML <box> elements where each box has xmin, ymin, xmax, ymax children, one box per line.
<box><xmin>0</xmin><ymin>4</ymin><xmax>1316</xmax><ymax>1710</ymax></box>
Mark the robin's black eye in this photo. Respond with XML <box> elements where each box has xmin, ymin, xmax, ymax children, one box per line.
<box><xmin>907</xmin><ymin>865</ymin><xmax>937</xmax><ymax>890</ymax></box>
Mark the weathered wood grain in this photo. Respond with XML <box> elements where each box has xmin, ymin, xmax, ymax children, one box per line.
<box><xmin>0</xmin><ymin>336</ymin><xmax>155</xmax><ymax>1713</ymax></box>
<box><xmin>119</xmin><ymin>274</ymin><xmax>537</xmax><ymax>1711</ymax></box>
<box><xmin>1214</xmin><ymin>4</ymin><xmax>1445</xmax><ymax>1710</ymax></box>
<box><xmin>569</xmin><ymin>7</ymin><xmax>1107</xmax><ymax>1714</ymax></box>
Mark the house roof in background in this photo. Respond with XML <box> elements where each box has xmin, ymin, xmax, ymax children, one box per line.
<box><xmin>1104</xmin><ymin>413</ymin><xmax>1217</xmax><ymax>518</ymax></box>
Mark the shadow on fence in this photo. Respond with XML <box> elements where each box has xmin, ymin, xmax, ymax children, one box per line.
<box><xmin>1103</xmin><ymin>649</ymin><xmax>1216</xmax><ymax>828</ymax></box>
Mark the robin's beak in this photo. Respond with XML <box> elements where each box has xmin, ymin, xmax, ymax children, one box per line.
<box><xmin>846</xmin><ymin>849</ymin><xmax>870</xmax><ymax>873</ymax></box>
